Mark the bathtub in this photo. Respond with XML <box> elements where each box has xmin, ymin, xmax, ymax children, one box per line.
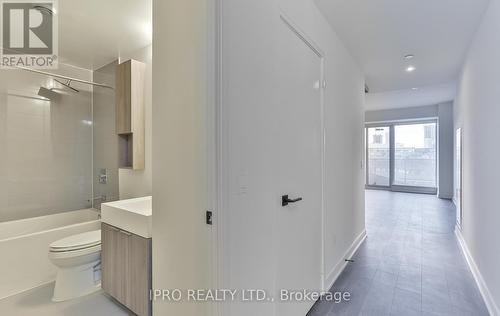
<box><xmin>0</xmin><ymin>209</ymin><xmax>100</xmax><ymax>299</ymax></box>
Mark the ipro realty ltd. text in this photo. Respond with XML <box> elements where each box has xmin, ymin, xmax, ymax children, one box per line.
<box><xmin>150</xmin><ymin>289</ymin><xmax>351</xmax><ymax>303</ymax></box>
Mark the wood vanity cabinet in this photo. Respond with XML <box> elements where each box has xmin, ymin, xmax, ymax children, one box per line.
<box><xmin>101</xmin><ymin>223</ymin><xmax>152</xmax><ymax>316</ymax></box>
<box><xmin>115</xmin><ymin>59</ymin><xmax>146</xmax><ymax>170</ymax></box>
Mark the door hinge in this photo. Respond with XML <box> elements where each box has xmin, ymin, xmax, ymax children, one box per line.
<box><xmin>206</xmin><ymin>210</ymin><xmax>213</xmax><ymax>225</ymax></box>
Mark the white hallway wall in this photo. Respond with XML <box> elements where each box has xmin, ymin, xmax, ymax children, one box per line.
<box><xmin>454</xmin><ymin>0</ymin><xmax>500</xmax><ymax>313</ymax></box>
<box><xmin>437</xmin><ymin>102</ymin><xmax>454</xmax><ymax>199</ymax></box>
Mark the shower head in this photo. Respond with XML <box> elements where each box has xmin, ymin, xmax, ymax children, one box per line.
<box><xmin>54</xmin><ymin>79</ymin><xmax>79</xmax><ymax>93</ymax></box>
<box><xmin>38</xmin><ymin>86</ymin><xmax>60</xmax><ymax>101</ymax></box>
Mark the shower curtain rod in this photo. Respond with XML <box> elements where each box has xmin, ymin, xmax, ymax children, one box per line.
<box><xmin>4</xmin><ymin>65</ymin><xmax>114</xmax><ymax>89</ymax></box>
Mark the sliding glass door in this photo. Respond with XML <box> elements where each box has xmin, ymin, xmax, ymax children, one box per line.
<box><xmin>366</xmin><ymin>121</ymin><xmax>437</xmax><ymax>194</ymax></box>
<box><xmin>366</xmin><ymin>126</ymin><xmax>390</xmax><ymax>187</ymax></box>
<box><xmin>394</xmin><ymin>123</ymin><xmax>437</xmax><ymax>188</ymax></box>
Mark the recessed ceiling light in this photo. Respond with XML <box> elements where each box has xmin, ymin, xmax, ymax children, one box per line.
<box><xmin>404</xmin><ymin>54</ymin><xmax>415</xmax><ymax>60</ymax></box>
<box><xmin>406</xmin><ymin>66</ymin><xmax>416</xmax><ymax>72</ymax></box>
<box><xmin>411</xmin><ymin>87</ymin><xmax>419</xmax><ymax>91</ymax></box>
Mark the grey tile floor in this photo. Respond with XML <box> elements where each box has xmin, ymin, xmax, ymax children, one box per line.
<box><xmin>0</xmin><ymin>282</ymin><xmax>132</xmax><ymax>316</ymax></box>
<box><xmin>308</xmin><ymin>190</ymin><xmax>489</xmax><ymax>316</ymax></box>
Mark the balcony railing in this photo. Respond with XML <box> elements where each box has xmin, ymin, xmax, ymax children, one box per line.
<box><xmin>367</xmin><ymin>148</ymin><xmax>436</xmax><ymax>188</ymax></box>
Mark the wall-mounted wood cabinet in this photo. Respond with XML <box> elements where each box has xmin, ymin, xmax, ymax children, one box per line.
<box><xmin>101</xmin><ymin>223</ymin><xmax>152</xmax><ymax>316</ymax></box>
<box><xmin>116</xmin><ymin>59</ymin><xmax>146</xmax><ymax>170</ymax></box>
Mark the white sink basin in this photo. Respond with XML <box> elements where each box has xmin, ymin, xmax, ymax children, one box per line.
<box><xmin>101</xmin><ymin>196</ymin><xmax>152</xmax><ymax>238</ymax></box>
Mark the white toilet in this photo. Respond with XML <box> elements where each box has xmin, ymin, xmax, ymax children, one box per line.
<box><xmin>48</xmin><ymin>230</ymin><xmax>102</xmax><ymax>302</ymax></box>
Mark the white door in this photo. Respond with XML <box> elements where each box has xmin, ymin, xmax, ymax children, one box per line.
<box><xmin>275</xmin><ymin>17</ymin><xmax>323</xmax><ymax>316</ymax></box>
<box><xmin>456</xmin><ymin>128</ymin><xmax>462</xmax><ymax>228</ymax></box>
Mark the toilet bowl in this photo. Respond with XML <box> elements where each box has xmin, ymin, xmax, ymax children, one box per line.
<box><xmin>48</xmin><ymin>230</ymin><xmax>102</xmax><ymax>302</ymax></box>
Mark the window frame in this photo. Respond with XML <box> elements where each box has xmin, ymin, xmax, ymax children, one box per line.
<box><xmin>365</xmin><ymin>119</ymin><xmax>438</xmax><ymax>195</ymax></box>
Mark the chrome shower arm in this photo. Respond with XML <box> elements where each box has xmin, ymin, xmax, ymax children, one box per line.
<box><xmin>2</xmin><ymin>64</ymin><xmax>114</xmax><ymax>89</ymax></box>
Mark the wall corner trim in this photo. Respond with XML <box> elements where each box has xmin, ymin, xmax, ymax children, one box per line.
<box><xmin>323</xmin><ymin>229</ymin><xmax>367</xmax><ymax>291</ymax></box>
<box><xmin>455</xmin><ymin>227</ymin><xmax>500</xmax><ymax>316</ymax></box>
<box><xmin>438</xmin><ymin>194</ymin><xmax>454</xmax><ymax>200</ymax></box>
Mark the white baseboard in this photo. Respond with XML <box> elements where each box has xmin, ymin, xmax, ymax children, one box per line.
<box><xmin>323</xmin><ymin>229</ymin><xmax>367</xmax><ymax>291</ymax></box>
<box><xmin>455</xmin><ymin>227</ymin><xmax>499</xmax><ymax>316</ymax></box>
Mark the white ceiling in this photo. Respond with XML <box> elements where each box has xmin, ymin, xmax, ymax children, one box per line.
<box><xmin>57</xmin><ymin>0</ymin><xmax>152</xmax><ymax>70</ymax></box>
<box><xmin>365</xmin><ymin>82</ymin><xmax>457</xmax><ymax>111</ymax></box>
<box><xmin>315</xmin><ymin>0</ymin><xmax>490</xmax><ymax>94</ymax></box>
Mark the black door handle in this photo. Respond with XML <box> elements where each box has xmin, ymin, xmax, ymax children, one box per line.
<box><xmin>282</xmin><ymin>195</ymin><xmax>303</xmax><ymax>206</ymax></box>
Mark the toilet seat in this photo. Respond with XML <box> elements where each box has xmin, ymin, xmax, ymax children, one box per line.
<box><xmin>50</xmin><ymin>230</ymin><xmax>101</xmax><ymax>252</ymax></box>
<box><xmin>49</xmin><ymin>244</ymin><xmax>101</xmax><ymax>260</ymax></box>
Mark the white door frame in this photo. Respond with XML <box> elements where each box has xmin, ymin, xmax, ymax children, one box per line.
<box><xmin>455</xmin><ymin>127</ymin><xmax>463</xmax><ymax>229</ymax></box>
<box><xmin>212</xmin><ymin>0</ymin><xmax>222</xmax><ymax>315</ymax></box>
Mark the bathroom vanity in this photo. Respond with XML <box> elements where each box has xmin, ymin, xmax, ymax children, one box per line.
<box><xmin>101</xmin><ymin>197</ymin><xmax>152</xmax><ymax>316</ymax></box>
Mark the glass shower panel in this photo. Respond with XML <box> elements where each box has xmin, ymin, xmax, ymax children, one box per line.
<box><xmin>0</xmin><ymin>66</ymin><xmax>93</xmax><ymax>222</ymax></box>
